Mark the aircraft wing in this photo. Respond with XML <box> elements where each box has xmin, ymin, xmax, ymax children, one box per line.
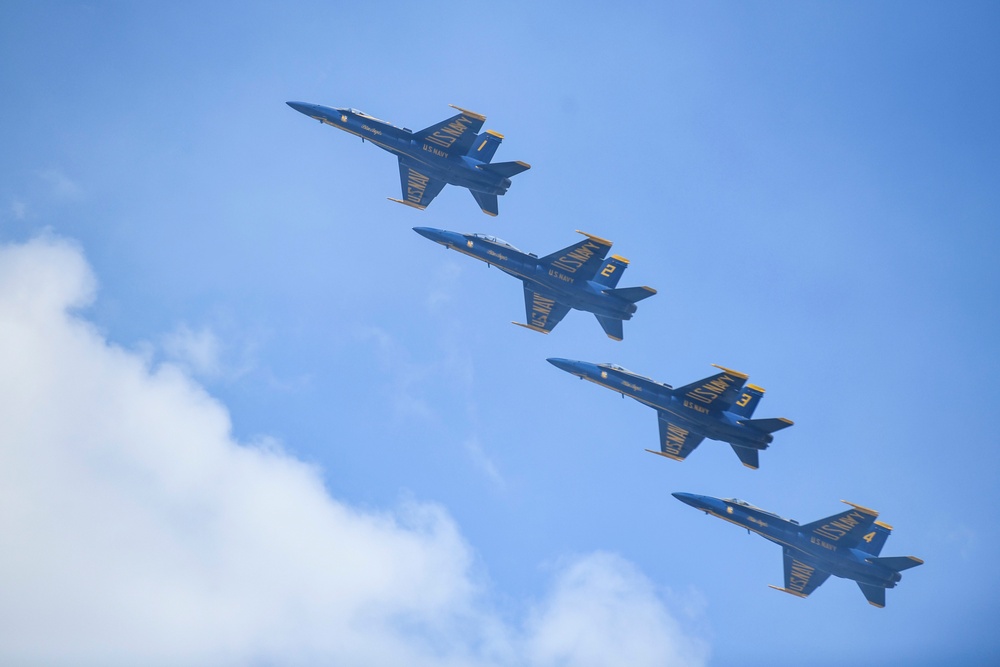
<box><xmin>674</xmin><ymin>365</ymin><xmax>749</xmax><ymax>412</ymax></box>
<box><xmin>514</xmin><ymin>286</ymin><xmax>571</xmax><ymax>334</ymax></box>
<box><xmin>800</xmin><ymin>501</ymin><xmax>880</xmax><ymax>549</ymax></box>
<box><xmin>539</xmin><ymin>231</ymin><xmax>613</xmax><ymax>281</ymax></box>
<box><xmin>412</xmin><ymin>105</ymin><xmax>486</xmax><ymax>157</ymax></box>
<box><xmin>769</xmin><ymin>549</ymin><xmax>831</xmax><ymax>598</ymax></box>
<box><xmin>390</xmin><ymin>159</ymin><xmax>447</xmax><ymax>210</ymax></box>
<box><xmin>645</xmin><ymin>412</ymin><xmax>705</xmax><ymax>461</ymax></box>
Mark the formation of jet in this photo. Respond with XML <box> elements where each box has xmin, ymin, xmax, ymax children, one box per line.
<box><xmin>287</xmin><ymin>101</ymin><xmax>529</xmax><ymax>216</ymax></box>
<box><xmin>673</xmin><ymin>493</ymin><xmax>923</xmax><ymax>607</ymax></box>
<box><xmin>287</xmin><ymin>99</ymin><xmax>922</xmax><ymax>607</ymax></box>
<box><xmin>547</xmin><ymin>360</ymin><xmax>792</xmax><ymax>468</ymax></box>
<box><xmin>414</xmin><ymin>227</ymin><xmax>656</xmax><ymax>340</ymax></box>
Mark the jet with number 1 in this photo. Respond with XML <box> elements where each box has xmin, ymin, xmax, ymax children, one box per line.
<box><xmin>287</xmin><ymin>101</ymin><xmax>530</xmax><ymax>215</ymax></box>
<box><xmin>673</xmin><ymin>493</ymin><xmax>924</xmax><ymax>607</ymax></box>
<box><xmin>546</xmin><ymin>360</ymin><xmax>792</xmax><ymax>468</ymax></box>
<box><xmin>414</xmin><ymin>228</ymin><xmax>656</xmax><ymax>340</ymax></box>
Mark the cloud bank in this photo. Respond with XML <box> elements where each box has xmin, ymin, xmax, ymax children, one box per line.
<box><xmin>0</xmin><ymin>235</ymin><xmax>708</xmax><ymax>666</ymax></box>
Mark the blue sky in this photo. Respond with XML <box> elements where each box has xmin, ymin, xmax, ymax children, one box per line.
<box><xmin>2</xmin><ymin>2</ymin><xmax>998</xmax><ymax>665</ymax></box>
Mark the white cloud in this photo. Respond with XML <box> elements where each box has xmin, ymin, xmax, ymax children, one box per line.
<box><xmin>0</xmin><ymin>235</ymin><xmax>708</xmax><ymax>666</ymax></box>
<box><xmin>10</xmin><ymin>199</ymin><xmax>28</xmax><ymax>220</ymax></box>
<box><xmin>37</xmin><ymin>168</ymin><xmax>84</xmax><ymax>199</ymax></box>
<box><xmin>525</xmin><ymin>554</ymin><xmax>710</xmax><ymax>667</ymax></box>
<box><xmin>162</xmin><ymin>323</ymin><xmax>225</xmax><ymax>379</ymax></box>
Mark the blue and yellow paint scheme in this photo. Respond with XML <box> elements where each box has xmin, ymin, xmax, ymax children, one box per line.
<box><xmin>413</xmin><ymin>228</ymin><xmax>656</xmax><ymax>340</ymax></box>
<box><xmin>287</xmin><ymin>101</ymin><xmax>529</xmax><ymax>215</ymax></box>
<box><xmin>546</xmin><ymin>360</ymin><xmax>792</xmax><ymax>468</ymax></box>
<box><xmin>673</xmin><ymin>493</ymin><xmax>924</xmax><ymax>607</ymax></box>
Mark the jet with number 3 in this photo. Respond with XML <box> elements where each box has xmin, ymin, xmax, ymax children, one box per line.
<box><xmin>672</xmin><ymin>493</ymin><xmax>924</xmax><ymax>607</ymax></box>
<box><xmin>546</xmin><ymin>360</ymin><xmax>792</xmax><ymax>468</ymax></box>
<box><xmin>413</xmin><ymin>227</ymin><xmax>656</xmax><ymax>340</ymax></box>
<box><xmin>287</xmin><ymin>101</ymin><xmax>529</xmax><ymax>215</ymax></box>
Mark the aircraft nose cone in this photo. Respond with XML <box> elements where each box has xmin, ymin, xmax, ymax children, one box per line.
<box><xmin>547</xmin><ymin>358</ymin><xmax>581</xmax><ymax>375</ymax></box>
<box><xmin>672</xmin><ymin>492</ymin><xmax>708</xmax><ymax>510</ymax></box>
<box><xmin>286</xmin><ymin>101</ymin><xmax>315</xmax><ymax>116</ymax></box>
<box><xmin>413</xmin><ymin>227</ymin><xmax>452</xmax><ymax>246</ymax></box>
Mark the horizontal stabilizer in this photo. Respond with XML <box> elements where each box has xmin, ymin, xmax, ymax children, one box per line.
<box><xmin>857</xmin><ymin>582</ymin><xmax>886</xmax><ymax>608</ymax></box>
<box><xmin>739</xmin><ymin>417</ymin><xmax>794</xmax><ymax>434</ymax></box>
<box><xmin>471</xmin><ymin>190</ymin><xmax>499</xmax><ymax>216</ymax></box>
<box><xmin>730</xmin><ymin>444</ymin><xmax>760</xmax><ymax>470</ymax></box>
<box><xmin>866</xmin><ymin>556</ymin><xmax>924</xmax><ymax>572</ymax></box>
<box><xmin>603</xmin><ymin>286</ymin><xmax>657</xmax><ymax>303</ymax></box>
<box><xmin>479</xmin><ymin>160</ymin><xmax>531</xmax><ymax>178</ymax></box>
<box><xmin>594</xmin><ymin>314</ymin><xmax>624</xmax><ymax>341</ymax></box>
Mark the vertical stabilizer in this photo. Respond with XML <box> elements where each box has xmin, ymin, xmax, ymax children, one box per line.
<box><xmin>855</xmin><ymin>521</ymin><xmax>893</xmax><ymax>556</ymax></box>
<box><xmin>731</xmin><ymin>385</ymin><xmax>766</xmax><ymax>418</ymax></box>
<box><xmin>593</xmin><ymin>255</ymin><xmax>630</xmax><ymax>288</ymax></box>
<box><xmin>468</xmin><ymin>130</ymin><xmax>503</xmax><ymax>163</ymax></box>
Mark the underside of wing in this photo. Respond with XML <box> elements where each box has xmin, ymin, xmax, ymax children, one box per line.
<box><xmin>538</xmin><ymin>232</ymin><xmax>613</xmax><ymax>282</ymax></box>
<box><xmin>674</xmin><ymin>365</ymin><xmax>749</xmax><ymax>412</ymax></box>
<box><xmin>390</xmin><ymin>159</ymin><xmax>447</xmax><ymax>210</ymax></box>
<box><xmin>646</xmin><ymin>412</ymin><xmax>705</xmax><ymax>462</ymax></box>
<box><xmin>769</xmin><ymin>549</ymin><xmax>831</xmax><ymax>598</ymax></box>
<box><xmin>514</xmin><ymin>286</ymin><xmax>571</xmax><ymax>334</ymax></box>
<box><xmin>412</xmin><ymin>106</ymin><xmax>486</xmax><ymax>157</ymax></box>
<box><xmin>800</xmin><ymin>501</ymin><xmax>880</xmax><ymax>550</ymax></box>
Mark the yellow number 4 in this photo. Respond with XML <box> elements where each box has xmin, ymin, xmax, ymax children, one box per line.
<box><xmin>862</xmin><ymin>531</ymin><xmax>876</xmax><ymax>543</ymax></box>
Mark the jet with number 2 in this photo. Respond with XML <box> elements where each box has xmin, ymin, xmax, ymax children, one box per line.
<box><xmin>414</xmin><ymin>228</ymin><xmax>656</xmax><ymax>340</ymax></box>
<box><xmin>673</xmin><ymin>493</ymin><xmax>923</xmax><ymax>607</ymax></box>
<box><xmin>287</xmin><ymin>101</ymin><xmax>529</xmax><ymax>216</ymax></box>
<box><xmin>546</xmin><ymin>360</ymin><xmax>792</xmax><ymax>468</ymax></box>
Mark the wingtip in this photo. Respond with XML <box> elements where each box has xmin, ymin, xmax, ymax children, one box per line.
<box><xmin>512</xmin><ymin>321</ymin><xmax>549</xmax><ymax>334</ymax></box>
<box><xmin>645</xmin><ymin>449</ymin><xmax>684</xmax><ymax>462</ymax></box>
<box><xmin>574</xmin><ymin>230</ymin><xmax>613</xmax><ymax>246</ymax></box>
<box><xmin>387</xmin><ymin>197</ymin><xmax>426</xmax><ymax>210</ymax></box>
<box><xmin>711</xmin><ymin>364</ymin><xmax>750</xmax><ymax>380</ymax></box>
<box><xmin>840</xmin><ymin>500</ymin><xmax>879</xmax><ymax>516</ymax></box>
<box><xmin>768</xmin><ymin>585</ymin><xmax>808</xmax><ymax>599</ymax></box>
<box><xmin>448</xmin><ymin>104</ymin><xmax>486</xmax><ymax>121</ymax></box>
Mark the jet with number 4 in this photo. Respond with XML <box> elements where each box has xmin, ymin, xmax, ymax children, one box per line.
<box><xmin>672</xmin><ymin>493</ymin><xmax>923</xmax><ymax>607</ymax></box>
<box><xmin>287</xmin><ymin>101</ymin><xmax>529</xmax><ymax>215</ymax></box>
<box><xmin>546</xmin><ymin>360</ymin><xmax>792</xmax><ymax>468</ymax></box>
<box><xmin>413</xmin><ymin>228</ymin><xmax>656</xmax><ymax>340</ymax></box>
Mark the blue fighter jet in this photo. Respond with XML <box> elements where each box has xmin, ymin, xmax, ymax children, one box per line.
<box><xmin>414</xmin><ymin>228</ymin><xmax>656</xmax><ymax>340</ymax></box>
<box><xmin>287</xmin><ymin>101</ymin><xmax>530</xmax><ymax>215</ymax></box>
<box><xmin>546</xmin><ymin>360</ymin><xmax>792</xmax><ymax>468</ymax></box>
<box><xmin>673</xmin><ymin>493</ymin><xmax>923</xmax><ymax>607</ymax></box>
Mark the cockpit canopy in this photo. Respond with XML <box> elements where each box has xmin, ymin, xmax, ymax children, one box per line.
<box><xmin>472</xmin><ymin>233</ymin><xmax>521</xmax><ymax>252</ymax></box>
<box><xmin>347</xmin><ymin>108</ymin><xmax>390</xmax><ymax>124</ymax></box>
<box><xmin>601</xmin><ymin>364</ymin><xmax>672</xmax><ymax>389</ymax></box>
<box><xmin>723</xmin><ymin>498</ymin><xmax>795</xmax><ymax>523</ymax></box>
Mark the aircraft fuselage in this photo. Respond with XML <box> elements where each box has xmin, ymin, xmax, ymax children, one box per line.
<box><xmin>287</xmin><ymin>102</ymin><xmax>511</xmax><ymax>195</ymax></box>
<box><xmin>422</xmin><ymin>230</ymin><xmax>639</xmax><ymax>321</ymax></box>
<box><xmin>674</xmin><ymin>493</ymin><xmax>904</xmax><ymax>589</ymax></box>
<box><xmin>562</xmin><ymin>361</ymin><xmax>772</xmax><ymax>450</ymax></box>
